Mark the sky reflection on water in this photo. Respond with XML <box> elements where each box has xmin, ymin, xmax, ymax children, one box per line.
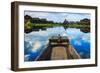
<box><xmin>24</xmin><ymin>27</ymin><xmax>90</xmax><ymax>61</ymax></box>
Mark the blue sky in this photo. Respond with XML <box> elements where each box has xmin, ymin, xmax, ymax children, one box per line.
<box><xmin>24</xmin><ymin>11</ymin><xmax>90</xmax><ymax>23</ymax></box>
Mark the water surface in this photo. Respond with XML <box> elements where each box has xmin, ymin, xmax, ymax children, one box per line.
<box><xmin>24</xmin><ymin>27</ymin><xmax>90</xmax><ymax>61</ymax></box>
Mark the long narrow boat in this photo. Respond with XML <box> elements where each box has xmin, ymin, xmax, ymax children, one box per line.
<box><xmin>35</xmin><ymin>35</ymin><xmax>81</xmax><ymax>61</ymax></box>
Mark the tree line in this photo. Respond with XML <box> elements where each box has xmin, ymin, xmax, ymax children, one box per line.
<box><xmin>24</xmin><ymin>15</ymin><xmax>90</xmax><ymax>25</ymax></box>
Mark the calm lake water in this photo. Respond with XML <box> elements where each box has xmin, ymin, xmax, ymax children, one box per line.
<box><xmin>24</xmin><ymin>26</ymin><xmax>90</xmax><ymax>61</ymax></box>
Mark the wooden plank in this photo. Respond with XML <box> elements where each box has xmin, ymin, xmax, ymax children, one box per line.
<box><xmin>51</xmin><ymin>47</ymin><xmax>68</xmax><ymax>60</ymax></box>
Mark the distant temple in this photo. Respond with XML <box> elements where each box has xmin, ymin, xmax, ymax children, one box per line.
<box><xmin>63</xmin><ymin>19</ymin><xmax>69</xmax><ymax>24</ymax></box>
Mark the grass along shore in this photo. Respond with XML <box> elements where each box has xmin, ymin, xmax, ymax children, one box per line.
<box><xmin>25</xmin><ymin>21</ymin><xmax>90</xmax><ymax>33</ymax></box>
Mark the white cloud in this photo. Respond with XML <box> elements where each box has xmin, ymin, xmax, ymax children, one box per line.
<box><xmin>74</xmin><ymin>40</ymin><xmax>82</xmax><ymax>46</ymax></box>
<box><xmin>65</xmin><ymin>28</ymin><xmax>90</xmax><ymax>45</ymax></box>
<box><xmin>24</xmin><ymin>54</ymin><xmax>30</xmax><ymax>61</ymax></box>
<box><xmin>26</xmin><ymin>42</ymin><xmax>31</xmax><ymax>48</ymax></box>
<box><xmin>25</xmin><ymin>11</ymin><xmax>90</xmax><ymax>23</ymax></box>
<box><xmin>24</xmin><ymin>27</ymin><xmax>90</xmax><ymax>55</ymax></box>
<box><xmin>28</xmin><ymin>41</ymin><xmax>33</xmax><ymax>47</ymax></box>
<box><xmin>62</xmin><ymin>33</ymin><xmax>67</xmax><ymax>36</ymax></box>
<box><xmin>25</xmin><ymin>11</ymin><xmax>50</xmax><ymax>18</ymax></box>
<box><xmin>82</xmin><ymin>33</ymin><xmax>90</xmax><ymax>43</ymax></box>
<box><xmin>66</xmin><ymin>28</ymin><xmax>83</xmax><ymax>40</ymax></box>
<box><xmin>79</xmin><ymin>52</ymin><xmax>84</xmax><ymax>56</ymax></box>
<box><xmin>25</xmin><ymin>30</ymin><xmax>48</xmax><ymax>37</ymax></box>
<box><xmin>66</xmin><ymin>28</ymin><xmax>83</xmax><ymax>35</ymax></box>
<box><xmin>32</xmin><ymin>41</ymin><xmax>41</xmax><ymax>52</ymax></box>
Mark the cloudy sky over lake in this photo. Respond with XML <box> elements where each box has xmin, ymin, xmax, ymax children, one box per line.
<box><xmin>25</xmin><ymin>11</ymin><xmax>90</xmax><ymax>23</ymax></box>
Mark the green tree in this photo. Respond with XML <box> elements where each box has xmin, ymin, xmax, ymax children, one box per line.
<box><xmin>25</xmin><ymin>21</ymin><xmax>33</xmax><ymax>30</ymax></box>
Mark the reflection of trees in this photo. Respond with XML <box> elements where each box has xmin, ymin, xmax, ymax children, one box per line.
<box><xmin>80</xmin><ymin>27</ymin><xmax>90</xmax><ymax>33</ymax></box>
<box><xmin>79</xmin><ymin>18</ymin><xmax>90</xmax><ymax>33</ymax></box>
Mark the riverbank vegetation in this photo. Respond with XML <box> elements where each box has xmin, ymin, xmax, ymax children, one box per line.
<box><xmin>24</xmin><ymin>15</ymin><xmax>90</xmax><ymax>33</ymax></box>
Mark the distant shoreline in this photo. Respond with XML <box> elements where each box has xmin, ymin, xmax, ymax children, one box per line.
<box><xmin>25</xmin><ymin>25</ymin><xmax>90</xmax><ymax>33</ymax></box>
